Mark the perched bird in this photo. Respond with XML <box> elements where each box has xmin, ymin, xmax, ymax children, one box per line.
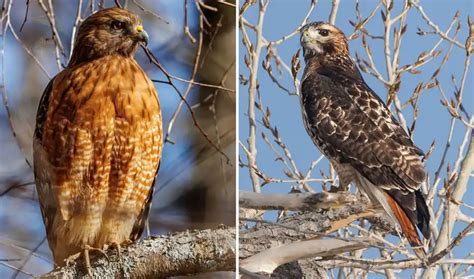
<box><xmin>299</xmin><ymin>22</ymin><xmax>430</xmax><ymax>257</ymax></box>
<box><xmin>33</xmin><ymin>7</ymin><xmax>162</xmax><ymax>271</ymax></box>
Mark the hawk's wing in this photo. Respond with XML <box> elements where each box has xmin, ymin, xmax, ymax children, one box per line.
<box><xmin>301</xmin><ymin>64</ymin><xmax>426</xmax><ymax>191</ymax></box>
<box><xmin>129</xmin><ymin>162</ymin><xmax>160</xmax><ymax>241</ymax></box>
<box><xmin>33</xmin><ymin>67</ymin><xmax>100</xmax><ymax>236</ymax></box>
<box><xmin>33</xmin><ymin>77</ymin><xmax>57</xmax><ymax>246</ymax></box>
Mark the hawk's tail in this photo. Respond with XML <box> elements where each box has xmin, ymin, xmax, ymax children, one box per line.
<box><xmin>383</xmin><ymin>192</ymin><xmax>427</xmax><ymax>259</ymax></box>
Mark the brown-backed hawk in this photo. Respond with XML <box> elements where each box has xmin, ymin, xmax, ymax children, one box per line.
<box><xmin>299</xmin><ymin>22</ymin><xmax>430</xmax><ymax>257</ymax></box>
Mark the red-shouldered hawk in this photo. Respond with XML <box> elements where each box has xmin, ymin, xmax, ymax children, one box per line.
<box><xmin>299</xmin><ymin>22</ymin><xmax>430</xmax><ymax>258</ymax></box>
<box><xmin>33</xmin><ymin>7</ymin><xmax>162</xmax><ymax>271</ymax></box>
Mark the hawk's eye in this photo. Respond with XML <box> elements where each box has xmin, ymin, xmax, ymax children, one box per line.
<box><xmin>111</xmin><ymin>20</ymin><xmax>125</xmax><ymax>30</ymax></box>
<box><xmin>318</xmin><ymin>29</ymin><xmax>329</xmax><ymax>37</ymax></box>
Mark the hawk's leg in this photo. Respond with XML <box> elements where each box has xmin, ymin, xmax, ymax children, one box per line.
<box><xmin>328</xmin><ymin>162</ymin><xmax>354</xmax><ymax>192</ymax></box>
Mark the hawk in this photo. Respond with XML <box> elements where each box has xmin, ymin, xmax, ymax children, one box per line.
<box><xmin>299</xmin><ymin>22</ymin><xmax>430</xmax><ymax>257</ymax></box>
<box><xmin>33</xmin><ymin>7</ymin><xmax>162</xmax><ymax>270</ymax></box>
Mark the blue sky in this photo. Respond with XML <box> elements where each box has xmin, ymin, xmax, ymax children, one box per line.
<box><xmin>239</xmin><ymin>0</ymin><xmax>473</xmax><ymax>277</ymax></box>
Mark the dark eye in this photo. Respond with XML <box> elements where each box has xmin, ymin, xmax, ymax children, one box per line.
<box><xmin>318</xmin><ymin>29</ymin><xmax>329</xmax><ymax>37</ymax></box>
<box><xmin>111</xmin><ymin>20</ymin><xmax>125</xmax><ymax>30</ymax></box>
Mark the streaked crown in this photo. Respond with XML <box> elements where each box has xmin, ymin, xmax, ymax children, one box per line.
<box><xmin>300</xmin><ymin>22</ymin><xmax>349</xmax><ymax>59</ymax></box>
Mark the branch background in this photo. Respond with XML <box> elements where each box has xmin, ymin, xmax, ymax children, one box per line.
<box><xmin>0</xmin><ymin>0</ymin><xmax>236</xmax><ymax>277</ymax></box>
<box><xmin>239</xmin><ymin>0</ymin><xmax>473</xmax><ymax>277</ymax></box>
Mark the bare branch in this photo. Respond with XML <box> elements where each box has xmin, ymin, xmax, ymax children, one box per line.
<box><xmin>241</xmin><ymin>239</ymin><xmax>367</xmax><ymax>275</ymax></box>
<box><xmin>240</xmin><ymin>0</ymin><xmax>269</xmax><ymax>192</ymax></box>
<box><xmin>423</xmin><ymin>128</ymin><xmax>474</xmax><ymax>277</ymax></box>
<box><xmin>328</xmin><ymin>0</ymin><xmax>340</xmax><ymax>25</ymax></box>
<box><xmin>239</xmin><ymin>191</ymin><xmax>358</xmax><ymax>211</ymax></box>
<box><xmin>40</xmin><ymin>228</ymin><xmax>235</xmax><ymax>278</ymax></box>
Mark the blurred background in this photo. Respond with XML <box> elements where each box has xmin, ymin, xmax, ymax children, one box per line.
<box><xmin>0</xmin><ymin>0</ymin><xmax>235</xmax><ymax>277</ymax></box>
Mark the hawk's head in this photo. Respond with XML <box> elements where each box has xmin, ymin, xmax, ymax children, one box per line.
<box><xmin>300</xmin><ymin>22</ymin><xmax>348</xmax><ymax>59</ymax></box>
<box><xmin>69</xmin><ymin>7</ymin><xmax>149</xmax><ymax>66</ymax></box>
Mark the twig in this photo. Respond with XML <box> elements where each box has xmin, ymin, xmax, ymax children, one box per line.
<box><xmin>69</xmin><ymin>0</ymin><xmax>82</xmax><ymax>59</ymax></box>
<box><xmin>143</xmin><ymin>47</ymin><xmax>232</xmax><ymax>165</ymax></box>
<box><xmin>37</xmin><ymin>0</ymin><xmax>67</xmax><ymax>69</ymax></box>
<box><xmin>410</xmin><ymin>0</ymin><xmax>464</xmax><ymax>49</ymax></box>
<box><xmin>183</xmin><ymin>0</ymin><xmax>197</xmax><ymax>43</ymax></box>
<box><xmin>328</xmin><ymin>0</ymin><xmax>340</xmax><ymax>24</ymax></box>
<box><xmin>132</xmin><ymin>0</ymin><xmax>169</xmax><ymax>24</ymax></box>
<box><xmin>165</xmin><ymin>13</ymin><xmax>204</xmax><ymax>143</ymax></box>
<box><xmin>241</xmin><ymin>0</ymin><xmax>269</xmax><ymax>192</ymax></box>
<box><xmin>18</xmin><ymin>0</ymin><xmax>29</xmax><ymax>32</ymax></box>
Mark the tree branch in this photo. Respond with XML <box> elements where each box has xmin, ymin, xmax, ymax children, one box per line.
<box><xmin>40</xmin><ymin>227</ymin><xmax>235</xmax><ymax>278</ymax></box>
<box><xmin>241</xmin><ymin>238</ymin><xmax>367</xmax><ymax>275</ymax></box>
<box><xmin>423</xmin><ymin>132</ymin><xmax>474</xmax><ymax>277</ymax></box>
<box><xmin>239</xmin><ymin>193</ymin><xmax>398</xmax><ymax>277</ymax></box>
<box><xmin>239</xmin><ymin>191</ymin><xmax>358</xmax><ymax>211</ymax></box>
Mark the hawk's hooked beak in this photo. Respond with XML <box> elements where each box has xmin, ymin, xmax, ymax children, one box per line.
<box><xmin>301</xmin><ymin>29</ymin><xmax>312</xmax><ymax>44</ymax></box>
<box><xmin>136</xmin><ymin>25</ymin><xmax>149</xmax><ymax>46</ymax></box>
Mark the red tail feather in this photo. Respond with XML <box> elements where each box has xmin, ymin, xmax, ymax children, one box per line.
<box><xmin>383</xmin><ymin>192</ymin><xmax>426</xmax><ymax>258</ymax></box>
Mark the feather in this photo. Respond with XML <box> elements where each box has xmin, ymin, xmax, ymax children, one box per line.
<box><xmin>384</xmin><ymin>192</ymin><xmax>426</xmax><ymax>259</ymax></box>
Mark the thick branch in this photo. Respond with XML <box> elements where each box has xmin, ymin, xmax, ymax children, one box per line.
<box><xmin>41</xmin><ymin>227</ymin><xmax>235</xmax><ymax>278</ymax></box>
<box><xmin>241</xmin><ymin>238</ymin><xmax>367</xmax><ymax>274</ymax></box>
<box><xmin>240</xmin><ymin>195</ymin><xmax>392</xmax><ymax>257</ymax></box>
<box><xmin>239</xmin><ymin>191</ymin><xmax>358</xmax><ymax>211</ymax></box>
<box><xmin>239</xmin><ymin>193</ymin><xmax>399</xmax><ymax>276</ymax></box>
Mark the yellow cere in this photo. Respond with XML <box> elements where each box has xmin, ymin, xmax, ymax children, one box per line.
<box><xmin>136</xmin><ymin>25</ymin><xmax>144</xmax><ymax>33</ymax></box>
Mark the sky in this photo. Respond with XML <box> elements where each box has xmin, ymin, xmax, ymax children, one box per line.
<box><xmin>239</xmin><ymin>0</ymin><xmax>473</xmax><ymax>277</ymax></box>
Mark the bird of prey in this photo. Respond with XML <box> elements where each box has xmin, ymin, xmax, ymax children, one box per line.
<box><xmin>299</xmin><ymin>22</ymin><xmax>430</xmax><ymax>257</ymax></box>
<box><xmin>33</xmin><ymin>8</ymin><xmax>162</xmax><ymax>271</ymax></box>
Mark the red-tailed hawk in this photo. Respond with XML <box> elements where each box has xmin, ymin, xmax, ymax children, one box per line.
<box><xmin>33</xmin><ymin>7</ymin><xmax>162</xmax><ymax>272</ymax></box>
<box><xmin>299</xmin><ymin>22</ymin><xmax>430</xmax><ymax>257</ymax></box>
